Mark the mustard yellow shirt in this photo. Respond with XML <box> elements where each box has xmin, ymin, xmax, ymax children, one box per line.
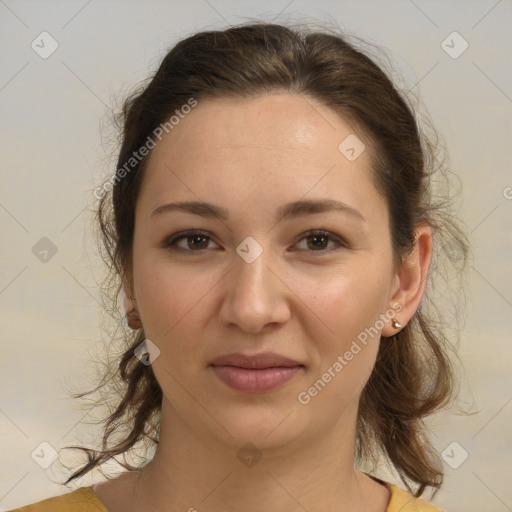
<box><xmin>7</xmin><ymin>480</ymin><xmax>445</xmax><ymax>511</ymax></box>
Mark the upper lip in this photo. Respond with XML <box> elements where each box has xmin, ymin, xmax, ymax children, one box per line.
<box><xmin>210</xmin><ymin>352</ymin><xmax>303</xmax><ymax>369</ymax></box>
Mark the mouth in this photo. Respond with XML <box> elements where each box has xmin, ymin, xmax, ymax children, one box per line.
<box><xmin>209</xmin><ymin>352</ymin><xmax>304</xmax><ymax>393</ymax></box>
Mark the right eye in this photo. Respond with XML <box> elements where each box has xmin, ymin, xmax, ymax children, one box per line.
<box><xmin>163</xmin><ymin>230</ymin><xmax>220</xmax><ymax>253</ymax></box>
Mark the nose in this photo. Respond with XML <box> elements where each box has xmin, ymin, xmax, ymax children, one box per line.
<box><xmin>218</xmin><ymin>243</ymin><xmax>291</xmax><ymax>334</ymax></box>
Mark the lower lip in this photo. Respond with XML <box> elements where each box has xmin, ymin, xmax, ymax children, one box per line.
<box><xmin>211</xmin><ymin>365</ymin><xmax>303</xmax><ymax>393</ymax></box>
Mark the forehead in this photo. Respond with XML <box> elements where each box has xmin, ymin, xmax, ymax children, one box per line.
<box><xmin>152</xmin><ymin>93</ymin><xmax>366</xmax><ymax>160</ymax></box>
<box><xmin>137</xmin><ymin>93</ymin><xmax>385</xmax><ymax>227</ymax></box>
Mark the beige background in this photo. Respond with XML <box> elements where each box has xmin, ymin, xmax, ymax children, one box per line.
<box><xmin>1</xmin><ymin>0</ymin><xmax>511</xmax><ymax>510</ymax></box>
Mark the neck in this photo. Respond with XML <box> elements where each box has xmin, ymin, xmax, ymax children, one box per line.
<box><xmin>130</xmin><ymin>396</ymin><xmax>379</xmax><ymax>512</ymax></box>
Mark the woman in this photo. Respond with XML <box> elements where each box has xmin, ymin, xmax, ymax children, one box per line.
<box><xmin>10</xmin><ymin>22</ymin><xmax>467</xmax><ymax>512</ymax></box>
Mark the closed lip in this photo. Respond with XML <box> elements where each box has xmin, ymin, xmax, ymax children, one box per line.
<box><xmin>209</xmin><ymin>352</ymin><xmax>303</xmax><ymax>369</ymax></box>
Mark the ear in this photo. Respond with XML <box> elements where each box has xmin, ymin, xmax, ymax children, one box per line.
<box><xmin>381</xmin><ymin>223</ymin><xmax>432</xmax><ymax>336</ymax></box>
<box><xmin>123</xmin><ymin>273</ymin><xmax>142</xmax><ymax>330</ymax></box>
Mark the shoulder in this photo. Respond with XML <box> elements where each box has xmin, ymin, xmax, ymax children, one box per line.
<box><xmin>6</xmin><ymin>486</ymin><xmax>108</xmax><ymax>512</ymax></box>
<box><xmin>7</xmin><ymin>480</ymin><xmax>445</xmax><ymax>512</ymax></box>
<box><xmin>386</xmin><ymin>482</ymin><xmax>446</xmax><ymax>512</ymax></box>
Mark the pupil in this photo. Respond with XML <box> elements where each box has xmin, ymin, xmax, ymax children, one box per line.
<box><xmin>190</xmin><ymin>236</ymin><xmax>207</xmax><ymax>249</ymax></box>
<box><xmin>309</xmin><ymin>235</ymin><xmax>327</xmax><ymax>250</ymax></box>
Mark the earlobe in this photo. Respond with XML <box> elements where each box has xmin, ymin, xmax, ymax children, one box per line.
<box><xmin>381</xmin><ymin>224</ymin><xmax>432</xmax><ymax>337</ymax></box>
<box><xmin>123</xmin><ymin>276</ymin><xmax>142</xmax><ymax>330</ymax></box>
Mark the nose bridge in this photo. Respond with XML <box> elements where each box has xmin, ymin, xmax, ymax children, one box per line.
<box><xmin>219</xmin><ymin>237</ymin><xmax>289</xmax><ymax>332</ymax></box>
<box><xmin>236</xmin><ymin>244</ymin><xmax>269</xmax><ymax>296</ymax></box>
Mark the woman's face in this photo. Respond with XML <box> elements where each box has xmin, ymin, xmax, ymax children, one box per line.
<box><xmin>128</xmin><ymin>93</ymin><xmax>401</xmax><ymax>450</ymax></box>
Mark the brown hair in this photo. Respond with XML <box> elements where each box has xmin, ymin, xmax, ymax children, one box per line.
<box><xmin>61</xmin><ymin>22</ymin><xmax>468</xmax><ymax>498</ymax></box>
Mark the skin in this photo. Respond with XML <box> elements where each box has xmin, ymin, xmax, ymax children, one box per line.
<box><xmin>93</xmin><ymin>93</ymin><xmax>432</xmax><ymax>512</ymax></box>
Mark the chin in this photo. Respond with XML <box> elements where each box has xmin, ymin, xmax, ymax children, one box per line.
<box><xmin>209</xmin><ymin>399</ymin><xmax>306</xmax><ymax>450</ymax></box>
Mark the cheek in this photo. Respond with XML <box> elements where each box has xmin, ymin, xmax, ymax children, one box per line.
<box><xmin>133</xmin><ymin>255</ymin><xmax>218</xmax><ymax>356</ymax></box>
<box><xmin>297</xmin><ymin>260</ymin><xmax>391</xmax><ymax>382</ymax></box>
<box><xmin>295</xmin><ymin>270</ymin><xmax>389</xmax><ymax>413</ymax></box>
<box><xmin>301</xmin><ymin>261</ymin><xmax>391</xmax><ymax>338</ymax></box>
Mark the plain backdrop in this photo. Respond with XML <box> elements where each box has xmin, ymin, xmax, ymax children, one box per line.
<box><xmin>1</xmin><ymin>1</ymin><xmax>511</xmax><ymax>510</ymax></box>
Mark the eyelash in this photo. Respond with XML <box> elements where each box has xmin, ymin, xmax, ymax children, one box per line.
<box><xmin>163</xmin><ymin>229</ymin><xmax>347</xmax><ymax>254</ymax></box>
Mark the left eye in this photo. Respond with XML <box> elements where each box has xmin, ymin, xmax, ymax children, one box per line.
<box><xmin>294</xmin><ymin>230</ymin><xmax>345</xmax><ymax>252</ymax></box>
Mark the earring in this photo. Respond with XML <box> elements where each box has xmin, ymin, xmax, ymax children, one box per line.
<box><xmin>391</xmin><ymin>318</ymin><xmax>403</xmax><ymax>329</ymax></box>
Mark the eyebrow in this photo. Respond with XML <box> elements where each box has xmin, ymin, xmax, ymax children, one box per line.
<box><xmin>150</xmin><ymin>199</ymin><xmax>364</xmax><ymax>222</ymax></box>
